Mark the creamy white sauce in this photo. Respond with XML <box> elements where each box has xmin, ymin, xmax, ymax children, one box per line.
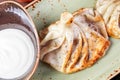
<box><xmin>0</xmin><ymin>28</ymin><xmax>35</xmax><ymax>79</ymax></box>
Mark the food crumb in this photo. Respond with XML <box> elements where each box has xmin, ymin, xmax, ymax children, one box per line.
<box><xmin>49</xmin><ymin>77</ymin><xmax>52</xmax><ymax>80</ymax></box>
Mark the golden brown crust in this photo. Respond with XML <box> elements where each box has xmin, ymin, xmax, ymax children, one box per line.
<box><xmin>40</xmin><ymin>8</ymin><xmax>110</xmax><ymax>74</ymax></box>
<box><xmin>96</xmin><ymin>0</ymin><xmax>120</xmax><ymax>38</ymax></box>
<box><xmin>106</xmin><ymin>5</ymin><xmax>120</xmax><ymax>38</ymax></box>
<box><xmin>73</xmin><ymin>8</ymin><xmax>108</xmax><ymax>39</ymax></box>
<box><xmin>65</xmin><ymin>23</ymin><xmax>83</xmax><ymax>73</ymax></box>
<box><xmin>66</xmin><ymin>26</ymin><xmax>89</xmax><ymax>73</ymax></box>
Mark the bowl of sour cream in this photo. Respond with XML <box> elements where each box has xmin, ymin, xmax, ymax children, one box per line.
<box><xmin>0</xmin><ymin>1</ymin><xmax>40</xmax><ymax>80</ymax></box>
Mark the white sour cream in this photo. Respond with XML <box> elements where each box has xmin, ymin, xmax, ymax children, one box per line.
<box><xmin>0</xmin><ymin>28</ymin><xmax>35</xmax><ymax>79</ymax></box>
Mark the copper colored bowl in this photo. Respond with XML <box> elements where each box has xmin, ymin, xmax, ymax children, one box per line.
<box><xmin>0</xmin><ymin>1</ymin><xmax>40</xmax><ymax>80</ymax></box>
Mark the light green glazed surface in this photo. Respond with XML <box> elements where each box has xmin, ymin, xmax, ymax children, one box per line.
<box><xmin>27</xmin><ymin>0</ymin><xmax>120</xmax><ymax>80</ymax></box>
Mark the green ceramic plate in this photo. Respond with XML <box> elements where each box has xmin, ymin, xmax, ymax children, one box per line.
<box><xmin>26</xmin><ymin>0</ymin><xmax>120</xmax><ymax>80</ymax></box>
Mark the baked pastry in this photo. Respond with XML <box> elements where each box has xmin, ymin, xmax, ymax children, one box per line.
<box><xmin>40</xmin><ymin>8</ymin><xmax>110</xmax><ymax>73</ymax></box>
<box><xmin>96</xmin><ymin>0</ymin><xmax>120</xmax><ymax>38</ymax></box>
<box><xmin>66</xmin><ymin>8</ymin><xmax>110</xmax><ymax>73</ymax></box>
